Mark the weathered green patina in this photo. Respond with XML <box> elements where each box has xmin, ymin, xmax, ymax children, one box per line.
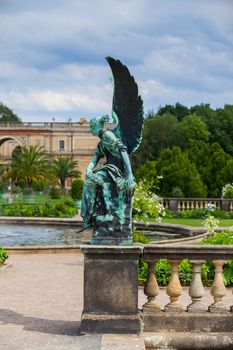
<box><xmin>81</xmin><ymin>57</ymin><xmax>143</xmax><ymax>245</ymax></box>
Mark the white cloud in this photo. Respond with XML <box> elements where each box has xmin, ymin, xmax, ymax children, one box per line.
<box><xmin>0</xmin><ymin>0</ymin><xmax>232</xmax><ymax>121</ymax></box>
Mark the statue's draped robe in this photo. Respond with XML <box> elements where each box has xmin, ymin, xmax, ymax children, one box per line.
<box><xmin>81</xmin><ymin>130</ymin><xmax>133</xmax><ymax>245</ymax></box>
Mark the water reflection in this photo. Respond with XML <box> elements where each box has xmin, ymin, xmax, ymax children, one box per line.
<box><xmin>0</xmin><ymin>224</ymin><xmax>91</xmax><ymax>246</ymax></box>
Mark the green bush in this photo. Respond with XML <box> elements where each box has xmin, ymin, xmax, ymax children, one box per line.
<box><xmin>0</xmin><ymin>247</ymin><xmax>8</xmax><ymax>265</ymax></box>
<box><xmin>138</xmin><ymin>259</ymin><xmax>148</xmax><ymax>285</ymax></box>
<box><xmin>179</xmin><ymin>209</ymin><xmax>207</xmax><ymax>219</ymax></box>
<box><xmin>71</xmin><ymin>178</ymin><xmax>84</xmax><ymax>200</ymax></box>
<box><xmin>200</xmin><ymin>230</ymin><xmax>233</xmax><ymax>245</ymax></box>
<box><xmin>133</xmin><ymin>230</ymin><xmax>151</xmax><ymax>244</ymax></box>
<box><xmin>49</xmin><ymin>187</ymin><xmax>61</xmax><ymax>199</ymax></box>
<box><xmin>64</xmin><ymin>197</ymin><xmax>74</xmax><ymax>207</ymax></box>
<box><xmin>170</xmin><ymin>187</ymin><xmax>184</xmax><ymax>198</ymax></box>
<box><xmin>168</xmin><ymin>208</ymin><xmax>231</xmax><ymax>220</ymax></box>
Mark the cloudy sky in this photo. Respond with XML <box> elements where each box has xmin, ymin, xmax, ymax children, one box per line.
<box><xmin>0</xmin><ymin>0</ymin><xmax>232</xmax><ymax>122</ymax></box>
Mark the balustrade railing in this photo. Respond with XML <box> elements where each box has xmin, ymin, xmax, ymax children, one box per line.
<box><xmin>143</xmin><ymin>245</ymin><xmax>233</xmax><ymax>315</ymax></box>
<box><xmin>163</xmin><ymin>198</ymin><xmax>233</xmax><ymax>212</ymax></box>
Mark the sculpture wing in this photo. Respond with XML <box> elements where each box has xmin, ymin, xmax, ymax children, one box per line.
<box><xmin>106</xmin><ymin>56</ymin><xmax>144</xmax><ymax>154</ymax></box>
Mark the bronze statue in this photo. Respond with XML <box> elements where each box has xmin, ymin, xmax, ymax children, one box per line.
<box><xmin>81</xmin><ymin>57</ymin><xmax>143</xmax><ymax>245</ymax></box>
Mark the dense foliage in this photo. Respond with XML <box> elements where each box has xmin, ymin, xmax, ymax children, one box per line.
<box><xmin>0</xmin><ymin>103</ymin><xmax>22</xmax><ymax>123</ymax></box>
<box><xmin>52</xmin><ymin>156</ymin><xmax>81</xmax><ymax>189</ymax></box>
<box><xmin>0</xmin><ymin>247</ymin><xmax>8</xmax><ymax>265</ymax></box>
<box><xmin>0</xmin><ymin>195</ymin><xmax>76</xmax><ymax>218</ymax></box>
<box><xmin>6</xmin><ymin>145</ymin><xmax>56</xmax><ymax>189</ymax></box>
<box><xmin>133</xmin><ymin>180</ymin><xmax>165</xmax><ymax>223</ymax></box>
<box><xmin>134</xmin><ymin>103</ymin><xmax>233</xmax><ymax>197</ymax></box>
<box><xmin>71</xmin><ymin>178</ymin><xmax>84</xmax><ymax>200</ymax></box>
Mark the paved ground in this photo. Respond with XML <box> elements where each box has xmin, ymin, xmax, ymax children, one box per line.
<box><xmin>0</xmin><ymin>252</ymin><xmax>232</xmax><ymax>349</ymax></box>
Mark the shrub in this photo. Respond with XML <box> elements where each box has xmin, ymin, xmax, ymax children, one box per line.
<box><xmin>49</xmin><ymin>187</ymin><xmax>61</xmax><ymax>199</ymax></box>
<box><xmin>222</xmin><ymin>183</ymin><xmax>233</xmax><ymax>198</ymax></box>
<box><xmin>200</xmin><ymin>230</ymin><xmax>233</xmax><ymax>245</ymax></box>
<box><xmin>64</xmin><ymin>197</ymin><xmax>74</xmax><ymax>207</ymax></box>
<box><xmin>133</xmin><ymin>180</ymin><xmax>165</xmax><ymax>223</ymax></box>
<box><xmin>170</xmin><ymin>187</ymin><xmax>184</xmax><ymax>198</ymax></box>
<box><xmin>132</xmin><ymin>230</ymin><xmax>150</xmax><ymax>244</ymax></box>
<box><xmin>0</xmin><ymin>247</ymin><xmax>8</xmax><ymax>265</ymax></box>
<box><xmin>0</xmin><ymin>182</ymin><xmax>7</xmax><ymax>193</ymax></box>
<box><xmin>138</xmin><ymin>259</ymin><xmax>148</xmax><ymax>286</ymax></box>
<box><xmin>179</xmin><ymin>209</ymin><xmax>207</xmax><ymax>219</ymax></box>
<box><xmin>71</xmin><ymin>178</ymin><xmax>84</xmax><ymax>200</ymax></box>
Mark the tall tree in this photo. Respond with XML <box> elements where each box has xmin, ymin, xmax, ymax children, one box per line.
<box><xmin>155</xmin><ymin>147</ymin><xmax>207</xmax><ymax>197</ymax></box>
<box><xmin>132</xmin><ymin>113</ymin><xmax>178</xmax><ymax>169</ymax></box>
<box><xmin>176</xmin><ymin>114</ymin><xmax>210</xmax><ymax>162</ymax></box>
<box><xmin>157</xmin><ymin>102</ymin><xmax>190</xmax><ymax>121</ymax></box>
<box><xmin>52</xmin><ymin>155</ymin><xmax>81</xmax><ymax>189</ymax></box>
<box><xmin>7</xmin><ymin>145</ymin><xmax>55</xmax><ymax>188</ymax></box>
<box><xmin>0</xmin><ymin>103</ymin><xmax>22</xmax><ymax>123</ymax></box>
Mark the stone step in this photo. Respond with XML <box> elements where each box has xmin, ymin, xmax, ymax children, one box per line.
<box><xmin>143</xmin><ymin>332</ymin><xmax>233</xmax><ymax>349</ymax></box>
<box><xmin>101</xmin><ymin>334</ymin><xmax>146</xmax><ymax>350</ymax></box>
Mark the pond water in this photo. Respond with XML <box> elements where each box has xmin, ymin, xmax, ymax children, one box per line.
<box><xmin>0</xmin><ymin>224</ymin><xmax>183</xmax><ymax>246</ymax></box>
<box><xmin>0</xmin><ymin>224</ymin><xmax>89</xmax><ymax>246</ymax></box>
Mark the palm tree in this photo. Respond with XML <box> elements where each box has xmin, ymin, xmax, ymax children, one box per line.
<box><xmin>52</xmin><ymin>155</ymin><xmax>81</xmax><ymax>189</ymax></box>
<box><xmin>6</xmin><ymin>145</ymin><xmax>56</xmax><ymax>189</ymax></box>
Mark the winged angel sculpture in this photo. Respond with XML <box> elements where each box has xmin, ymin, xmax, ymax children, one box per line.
<box><xmin>81</xmin><ymin>57</ymin><xmax>144</xmax><ymax>245</ymax></box>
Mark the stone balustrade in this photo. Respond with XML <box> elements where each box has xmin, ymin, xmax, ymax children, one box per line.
<box><xmin>142</xmin><ymin>244</ymin><xmax>233</xmax><ymax>333</ymax></box>
<box><xmin>163</xmin><ymin>198</ymin><xmax>233</xmax><ymax>212</ymax></box>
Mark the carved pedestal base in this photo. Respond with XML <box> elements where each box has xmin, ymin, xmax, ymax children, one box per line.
<box><xmin>80</xmin><ymin>245</ymin><xmax>143</xmax><ymax>334</ymax></box>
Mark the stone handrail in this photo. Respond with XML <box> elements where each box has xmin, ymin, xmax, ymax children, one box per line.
<box><xmin>143</xmin><ymin>245</ymin><xmax>233</xmax><ymax>315</ymax></box>
<box><xmin>162</xmin><ymin>198</ymin><xmax>233</xmax><ymax>212</ymax></box>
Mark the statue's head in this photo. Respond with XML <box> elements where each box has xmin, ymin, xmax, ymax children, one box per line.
<box><xmin>89</xmin><ymin>115</ymin><xmax>109</xmax><ymax>136</ymax></box>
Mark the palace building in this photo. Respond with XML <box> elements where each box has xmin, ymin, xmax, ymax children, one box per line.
<box><xmin>0</xmin><ymin>120</ymin><xmax>98</xmax><ymax>179</ymax></box>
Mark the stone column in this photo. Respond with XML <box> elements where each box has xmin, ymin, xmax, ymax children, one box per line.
<box><xmin>81</xmin><ymin>245</ymin><xmax>143</xmax><ymax>334</ymax></box>
<box><xmin>143</xmin><ymin>261</ymin><xmax>160</xmax><ymax>311</ymax></box>
<box><xmin>165</xmin><ymin>260</ymin><xmax>183</xmax><ymax>312</ymax></box>
<box><xmin>209</xmin><ymin>260</ymin><xmax>227</xmax><ymax>313</ymax></box>
<box><xmin>187</xmin><ymin>260</ymin><xmax>205</xmax><ymax>312</ymax></box>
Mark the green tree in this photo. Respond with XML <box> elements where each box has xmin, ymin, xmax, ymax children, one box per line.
<box><xmin>156</xmin><ymin>147</ymin><xmax>207</xmax><ymax>197</ymax></box>
<box><xmin>71</xmin><ymin>178</ymin><xmax>84</xmax><ymax>200</ymax></box>
<box><xmin>157</xmin><ymin>102</ymin><xmax>190</xmax><ymax>121</ymax></box>
<box><xmin>132</xmin><ymin>113</ymin><xmax>178</xmax><ymax>168</ymax></box>
<box><xmin>176</xmin><ymin>114</ymin><xmax>210</xmax><ymax>162</ymax></box>
<box><xmin>0</xmin><ymin>103</ymin><xmax>22</xmax><ymax>123</ymax></box>
<box><xmin>52</xmin><ymin>155</ymin><xmax>81</xmax><ymax>189</ymax></box>
<box><xmin>194</xmin><ymin>143</ymin><xmax>233</xmax><ymax>197</ymax></box>
<box><xmin>7</xmin><ymin>145</ymin><xmax>55</xmax><ymax>188</ymax></box>
<box><xmin>135</xmin><ymin>161</ymin><xmax>158</xmax><ymax>192</ymax></box>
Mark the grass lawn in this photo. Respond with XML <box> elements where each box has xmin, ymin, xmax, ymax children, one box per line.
<box><xmin>151</xmin><ymin>217</ymin><xmax>233</xmax><ymax>227</ymax></box>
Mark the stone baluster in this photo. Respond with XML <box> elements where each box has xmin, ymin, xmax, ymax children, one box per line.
<box><xmin>191</xmin><ymin>201</ymin><xmax>194</xmax><ymax>210</ymax></box>
<box><xmin>187</xmin><ymin>260</ymin><xmax>205</xmax><ymax>312</ymax></box>
<box><xmin>143</xmin><ymin>261</ymin><xmax>160</xmax><ymax>311</ymax></box>
<box><xmin>165</xmin><ymin>260</ymin><xmax>183</xmax><ymax>312</ymax></box>
<box><xmin>178</xmin><ymin>201</ymin><xmax>181</xmax><ymax>211</ymax></box>
<box><xmin>181</xmin><ymin>201</ymin><xmax>185</xmax><ymax>211</ymax></box>
<box><xmin>230</xmin><ymin>201</ymin><xmax>233</xmax><ymax>212</ymax></box>
<box><xmin>209</xmin><ymin>260</ymin><xmax>227</xmax><ymax>313</ymax></box>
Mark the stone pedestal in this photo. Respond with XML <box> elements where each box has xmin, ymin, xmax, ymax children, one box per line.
<box><xmin>80</xmin><ymin>245</ymin><xmax>143</xmax><ymax>334</ymax></box>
